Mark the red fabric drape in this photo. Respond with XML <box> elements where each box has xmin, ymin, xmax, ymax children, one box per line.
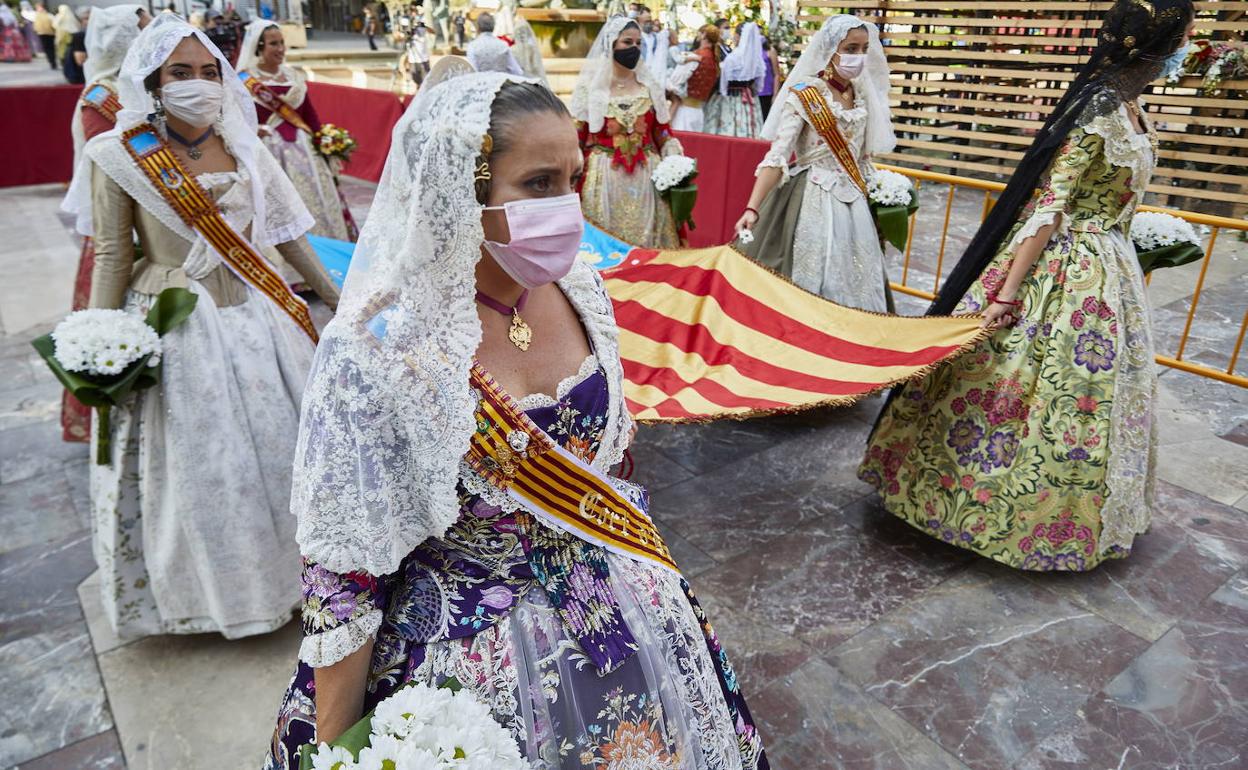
<box><xmin>305</xmin><ymin>82</ymin><xmax>408</xmax><ymax>183</ymax></box>
<box><xmin>0</xmin><ymin>84</ymin><xmax>81</xmax><ymax>187</ymax></box>
<box><xmin>674</xmin><ymin>131</ymin><xmax>770</xmax><ymax>247</ymax></box>
<box><xmin>3</xmin><ymin>83</ymin><xmax>770</xmax><ymax>250</ymax></box>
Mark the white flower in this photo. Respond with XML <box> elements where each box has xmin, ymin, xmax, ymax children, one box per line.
<box><xmin>51</xmin><ymin>309</ymin><xmax>161</xmax><ymax>377</ymax></box>
<box><xmin>351</xmin><ymin>684</ymin><xmax>525</xmax><ymax>770</ymax></box>
<box><xmin>738</xmin><ymin>228</ymin><xmax>755</xmax><ymax>245</ymax></box>
<box><xmin>310</xmin><ymin>743</ymin><xmax>358</xmax><ymax>770</ymax></box>
<box><xmin>652</xmin><ymin>155</ymin><xmax>697</xmax><ymax>192</ymax></box>
<box><xmin>1131</xmin><ymin>211</ymin><xmax>1201</xmax><ymax>252</ymax></box>
<box><xmin>867</xmin><ymin>169</ymin><xmax>913</xmax><ymax>207</ymax></box>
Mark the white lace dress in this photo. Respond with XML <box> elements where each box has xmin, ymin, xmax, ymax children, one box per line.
<box><xmin>756</xmin><ymin>82</ymin><xmax>888</xmax><ymax>312</ymax></box>
<box><xmin>90</xmin><ymin>169</ymin><xmax>314</xmax><ymax>638</ymax></box>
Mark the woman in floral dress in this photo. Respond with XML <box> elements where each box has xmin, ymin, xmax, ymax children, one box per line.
<box><xmin>266</xmin><ymin>72</ymin><xmax>767</xmax><ymax>770</ymax></box>
<box><xmin>572</xmin><ymin>16</ymin><xmax>683</xmax><ymax>249</ymax></box>
<box><xmin>859</xmin><ymin>0</ymin><xmax>1197</xmax><ymax>571</ymax></box>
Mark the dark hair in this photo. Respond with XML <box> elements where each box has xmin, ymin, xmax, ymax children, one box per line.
<box><xmin>714</xmin><ymin>17</ymin><xmax>728</xmax><ymax>27</ymax></box>
<box><xmin>475</xmin><ymin>81</ymin><xmax>571</xmax><ymax>204</ymax></box>
<box><xmin>476</xmin><ymin>12</ymin><xmax>494</xmax><ymax>33</ymax></box>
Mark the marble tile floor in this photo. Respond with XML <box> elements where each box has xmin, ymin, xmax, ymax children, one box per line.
<box><xmin>1</xmin><ymin>180</ymin><xmax>1247</xmax><ymax>769</ymax></box>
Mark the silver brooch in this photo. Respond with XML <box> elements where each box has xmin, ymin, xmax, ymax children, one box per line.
<box><xmin>507</xmin><ymin>430</ymin><xmax>530</xmax><ymax>452</ymax></box>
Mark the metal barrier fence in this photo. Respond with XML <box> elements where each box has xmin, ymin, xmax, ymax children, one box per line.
<box><xmin>878</xmin><ymin>163</ymin><xmax>1248</xmax><ymax>389</ymax></box>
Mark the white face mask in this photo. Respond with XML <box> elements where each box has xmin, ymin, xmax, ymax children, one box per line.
<box><xmin>160</xmin><ymin>79</ymin><xmax>224</xmax><ymax>128</ymax></box>
<box><xmin>834</xmin><ymin>52</ymin><xmax>866</xmax><ymax>79</ymax></box>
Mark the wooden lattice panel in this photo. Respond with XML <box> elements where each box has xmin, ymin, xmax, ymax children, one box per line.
<box><xmin>795</xmin><ymin>0</ymin><xmax>1248</xmax><ymax>216</ymax></box>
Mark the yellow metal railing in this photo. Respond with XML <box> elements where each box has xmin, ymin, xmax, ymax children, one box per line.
<box><xmin>878</xmin><ymin>163</ymin><xmax>1248</xmax><ymax>388</ymax></box>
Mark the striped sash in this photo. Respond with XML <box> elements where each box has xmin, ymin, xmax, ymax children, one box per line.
<box><xmin>120</xmin><ymin>124</ymin><xmax>318</xmax><ymax>342</ymax></box>
<box><xmin>465</xmin><ymin>361</ymin><xmax>678</xmax><ymax>574</ymax></box>
<box><xmin>793</xmin><ymin>82</ymin><xmax>870</xmax><ymax>197</ymax></box>
<box><xmin>81</xmin><ymin>83</ymin><xmax>121</xmax><ymax>124</ymax></box>
<box><xmin>238</xmin><ymin>72</ymin><xmax>313</xmax><ymax>134</ymax></box>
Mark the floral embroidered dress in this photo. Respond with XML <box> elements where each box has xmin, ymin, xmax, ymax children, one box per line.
<box><xmin>859</xmin><ymin>102</ymin><xmax>1159</xmax><ymax>571</ymax></box>
<box><xmin>267</xmin><ymin>354</ymin><xmax>767</xmax><ymax>769</ymax></box>
<box><xmin>578</xmin><ymin>93</ymin><xmax>682</xmax><ymax>249</ymax></box>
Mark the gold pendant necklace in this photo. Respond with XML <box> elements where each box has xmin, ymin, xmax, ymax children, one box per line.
<box><xmin>477</xmin><ymin>288</ymin><xmax>532</xmax><ymax>351</ymax></box>
<box><xmin>508</xmin><ymin>309</ymin><xmax>533</xmax><ymax>352</ymax></box>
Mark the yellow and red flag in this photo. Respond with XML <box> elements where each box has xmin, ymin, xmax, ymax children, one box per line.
<box><xmin>583</xmin><ymin>226</ymin><xmax>987</xmax><ymax>423</ymax></box>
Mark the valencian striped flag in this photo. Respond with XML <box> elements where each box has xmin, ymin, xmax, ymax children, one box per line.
<box><xmin>579</xmin><ymin>224</ymin><xmax>988</xmax><ymax>423</ymax></box>
<box><xmin>313</xmin><ymin>224</ymin><xmax>988</xmax><ymax>423</ymax></box>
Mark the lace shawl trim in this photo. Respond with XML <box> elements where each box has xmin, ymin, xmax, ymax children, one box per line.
<box><xmin>299</xmin><ymin>608</ymin><xmax>383</xmax><ymax>667</ymax></box>
<box><xmin>514</xmin><ymin>354</ymin><xmax>600</xmax><ymax>409</ymax></box>
<box><xmin>1083</xmin><ymin>103</ymin><xmax>1153</xmax><ymax>199</ymax></box>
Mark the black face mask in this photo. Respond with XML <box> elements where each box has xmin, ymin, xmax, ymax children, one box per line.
<box><xmin>613</xmin><ymin>46</ymin><xmax>641</xmax><ymax>70</ymax></box>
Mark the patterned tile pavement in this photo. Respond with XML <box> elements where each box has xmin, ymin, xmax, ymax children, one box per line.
<box><xmin>0</xmin><ymin>177</ymin><xmax>1245</xmax><ymax>769</ymax></box>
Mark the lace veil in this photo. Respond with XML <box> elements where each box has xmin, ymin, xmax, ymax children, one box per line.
<box><xmin>292</xmin><ymin>73</ymin><xmax>530</xmax><ymax>576</ymax></box>
<box><xmin>512</xmin><ymin>15</ymin><xmax>547</xmax><ymax>83</ymax></box>
<box><xmin>569</xmin><ymin>16</ymin><xmax>670</xmax><ymax>133</ymax></box>
<box><xmin>760</xmin><ymin>13</ymin><xmax>895</xmax><ymax>155</ymax></box>
<box><xmin>83</xmin><ymin>4</ymin><xmax>144</xmax><ymax>85</ymax></box>
<box><xmin>718</xmin><ymin>21</ymin><xmax>766</xmax><ymax>96</ymax></box>
<box><xmin>235</xmin><ymin>18</ymin><xmax>279</xmax><ymax>75</ymax></box>
<box><xmin>62</xmin><ymin>15</ymin><xmax>312</xmax><ymax>246</ymax></box>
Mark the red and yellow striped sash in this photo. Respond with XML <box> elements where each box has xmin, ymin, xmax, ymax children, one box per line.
<box><xmin>793</xmin><ymin>83</ymin><xmax>870</xmax><ymax>198</ymax></box>
<box><xmin>238</xmin><ymin>72</ymin><xmax>313</xmax><ymax>134</ymax></box>
<box><xmin>121</xmin><ymin>124</ymin><xmax>318</xmax><ymax>342</ymax></box>
<box><xmin>465</xmin><ymin>362</ymin><xmax>678</xmax><ymax>574</ymax></box>
<box><xmin>81</xmin><ymin>83</ymin><xmax>121</xmax><ymax>124</ymax></box>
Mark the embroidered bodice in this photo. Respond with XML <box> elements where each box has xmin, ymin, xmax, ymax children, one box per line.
<box><xmin>1010</xmin><ymin>102</ymin><xmax>1156</xmax><ymax>248</ymax></box>
<box><xmin>758</xmin><ymin>80</ymin><xmax>873</xmax><ymax>203</ymax></box>
<box><xmin>248</xmin><ymin>65</ymin><xmax>318</xmax><ymax>143</ymax></box>
<box><xmin>577</xmin><ymin>94</ymin><xmax>677</xmax><ymax>174</ymax></box>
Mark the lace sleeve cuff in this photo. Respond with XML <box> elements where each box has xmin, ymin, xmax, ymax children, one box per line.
<box><xmin>299</xmin><ymin>608</ymin><xmax>383</xmax><ymax>668</ymax></box>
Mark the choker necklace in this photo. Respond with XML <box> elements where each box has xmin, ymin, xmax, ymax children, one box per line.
<box><xmin>825</xmin><ymin>76</ymin><xmax>850</xmax><ymax>94</ymax></box>
<box><xmin>166</xmin><ymin>125</ymin><xmax>214</xmax><ymax>160</ymax></box>
<box><xmin>476</xmin><ymin>288</ymin><xmax>532</xmax><ymax>351</ymax></box>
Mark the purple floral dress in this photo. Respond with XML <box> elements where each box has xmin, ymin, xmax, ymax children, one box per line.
<box><xmin>266</xmin><ymin>362</ymin><xmax>768</xmax><ymax>770</ymax></box>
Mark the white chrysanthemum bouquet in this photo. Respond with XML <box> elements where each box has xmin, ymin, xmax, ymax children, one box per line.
<box><xmin>651</xmin><ymin>155</ymin><xmax>698</xmax><ymax>232</ymax></box>
<box><xmin>867</xmin><ymin>168</ymin><xmax>920</xmax><ymax>252</ymax></box>
<box><xmin>300</xmin><ymin>680</ymin><xmax>526</xmax><ymax>770</ymax></box>
<box><xmin>33</xmin><ymin>288</ymin><xmax>197</xmax><ymax>465</ymax></box>
<box><xmin>867</xmin><ymin>168</ymin><xmax>914</xmax><ymax>208</ymax></box>
<box><xmin>1130</xmin><ymin>211</ymin><xmax>1204</xmax><ymax>273</ymax></box>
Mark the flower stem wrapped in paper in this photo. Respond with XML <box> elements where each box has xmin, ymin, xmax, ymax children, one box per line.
<box><xmin>868</xmin><ymin>168</ymin><xmax>920</xmax><ymax>252</ymax></box>
<box><xmin>652</xmin><ymin>155</ymin><xmax>698</xmax><ymax>232</ymax></box>
<box><xmin>298</xmin><ymin>678</ymin><xmax>527</xmax><ymax>770</ymax></box>
<box><xmin>1131</xmin><ymin>211</ymin><xmax>1204</xmax><ymax>273</ymax></box>
<box><xmin>313</xmin><ymin>123</ymin><xmax>358</xmax><ymax>164</ymax></box>
<box><xmin>32</xmin><ymin>288</ymin><xmax>197</xmax><ymax>465</ymax></box>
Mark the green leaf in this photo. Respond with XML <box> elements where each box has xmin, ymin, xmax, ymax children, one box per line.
<box><xmin>439</xmin><ymin>676</ymin><xmax>463</xmax><ymax>693</ymax></box>
<box><xmin>1136</xmin><ymin>242</ymin><xmax>1203</xmax><ymax>273</ymax></box>
<box><xmin>144</xmin><ymin>287</ymin><xmax>199</xmax><ymax>335</ymax></box>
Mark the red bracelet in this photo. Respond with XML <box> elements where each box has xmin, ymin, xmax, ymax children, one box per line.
<box><xmin>987</xmin><ymin>292</ymin><xmax>1021</xmax><ymax>307</ymax></box>
<box><xmin>745</xmin><ymin>207</ymin><xmax>759</xmax><ymax>217</ymax></box>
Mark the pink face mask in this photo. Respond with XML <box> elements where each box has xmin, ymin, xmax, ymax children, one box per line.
<box><xmin>483</xmin><ymin>193</ymin><xmax>585</xmax><ymax>289</ymax></box>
